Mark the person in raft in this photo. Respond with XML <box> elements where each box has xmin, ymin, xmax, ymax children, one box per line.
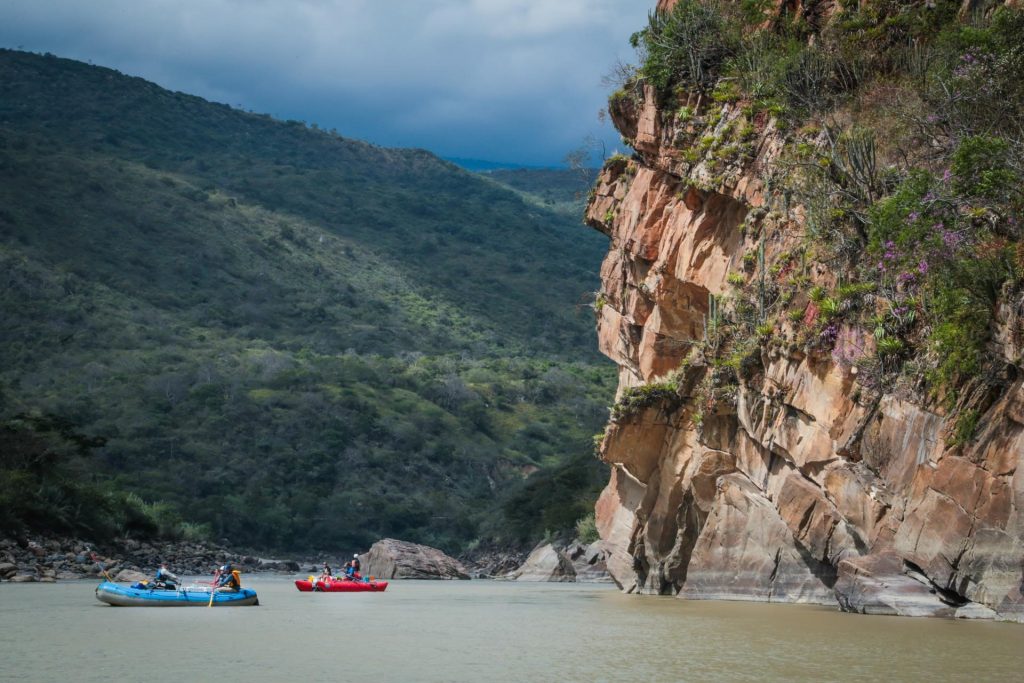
<box><xmin>153</xmin><ymin>563</ymin><xmax>180</xmax><ymax>589</ymax></box>
<box><xmin>318</xmin><ymin>562</ymin><xmax>333</xmax><ymax>585</ymax></box>
<box><xmin>344</xmin><ymin>554</ymin><xmax>362</xmax><ymax>580</ymax></box>
<box><xmin>215</xmin><ymin>564</ymin><xmax>242</xmax><ymax>590</ymax></box>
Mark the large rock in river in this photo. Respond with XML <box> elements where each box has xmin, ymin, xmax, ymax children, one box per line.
<box><xmin>567</xmin><ymin>541</ymin><xmax>613</xmax><ymax>583</ymax></box>
<box><xmin>362</xmin><ymin>539</ymin><xmax>470</xmax><ymax>580</ymax></box>
<box><xmin>511</xmin><ymin>543</ymin><xmax>577</xmax><ymax>582</ymax></box>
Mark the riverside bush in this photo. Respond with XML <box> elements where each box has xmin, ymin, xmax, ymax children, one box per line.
<box><xmin>575</xmin><ymin>513</ymin><xmax>599</xmax><ymax>544</ymax></box>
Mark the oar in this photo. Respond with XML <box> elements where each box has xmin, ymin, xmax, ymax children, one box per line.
<box><xmin>91</xmin><ymin>552</ymin><xmax>116</xmax><ymax>584</ymax></box>
<box><xmin>208</xmin><ymin>570</ymin><xmax>220</xmax><ymax>608</ymax></box>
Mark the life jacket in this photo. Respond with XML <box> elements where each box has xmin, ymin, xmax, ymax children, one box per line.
<box><xmin>230</xmin><ymin>570</ymin><xmax>241</xmax><ymax>588</ymax></box>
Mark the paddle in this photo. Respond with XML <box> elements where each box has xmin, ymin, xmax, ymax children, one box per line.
<box><xmin>208</xmin><ymin>569</ymin><xmax>221</xmax><ymax>608</ymax></box>
<box><xmin>90</xmin><ymin>552</ymin><xmax>116</xmax><ymax>584</ymax></box>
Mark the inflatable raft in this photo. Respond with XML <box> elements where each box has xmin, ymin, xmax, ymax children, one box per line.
<box><xmin>95</xmin><ymin>581</ymin><xmax>259</xmax><ymax>606</ymax></box>
<box><xmin>295</xmin><ymin>578</ymin><xmax>388</xmax><ymax>592</ymax></box>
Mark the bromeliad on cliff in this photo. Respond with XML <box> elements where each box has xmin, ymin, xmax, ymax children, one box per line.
<box><xmin>586</xmin><ymin>0</ymin><xmax>1024</xmax><ymax>620</ymax></box>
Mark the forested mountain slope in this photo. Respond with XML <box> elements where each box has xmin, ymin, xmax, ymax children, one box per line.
<box><xmin>0</xmin><ymin>49</ymin><xmax>614</xmax><ymax>553</ymax></box>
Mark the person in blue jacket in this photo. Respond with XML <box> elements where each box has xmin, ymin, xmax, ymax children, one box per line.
<box><xmin>153</xmin><ymin>563</ymin><xmax>180</xmax><ymax>589</ymax></box>
<box><xmin>344</xmin><ymin>554</ymin><xmax>362</xmax><ymax>580</ymax></box>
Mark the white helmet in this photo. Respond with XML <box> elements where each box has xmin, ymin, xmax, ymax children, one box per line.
<box><xmin>353</xmin><ymin>553</ymin><xmax>359</xmax><ymax>558</ymax></box>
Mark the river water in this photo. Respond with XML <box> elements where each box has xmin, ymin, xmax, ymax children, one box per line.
<box><xmin>1</xmin><ymin>578</ymin><xmax>1022</xmax><ymax>682</ymax></box>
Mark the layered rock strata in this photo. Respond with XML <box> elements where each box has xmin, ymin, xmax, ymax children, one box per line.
<box><xmin>586</xmin><ymin>9</ymin><xmax>1024</xmax><ymax>621</ymax></box>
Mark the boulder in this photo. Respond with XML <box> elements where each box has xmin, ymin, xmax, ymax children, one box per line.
<box><xmin>113</xmin><ymin>569</ymin><xmax>150</xmax><ymax>584</ymax></box>
<box><xmin>9</xmin><ymin>574</ymin><xmax>36</xmax><ymax>583</ymax></box>
<box><xmin>955</xmin><ymin>603</ymin><xmax>999</xmax><ymax>620</ymax></box>
<box><xmin>258</xmin><ymin>559</ymin><xmax>300</xmax><ymax>572</ymax></box>
<box><xmin>835</xmin><ymin>554</ymin><xmax>959</xmax><ymax>618</ymax></box>
<box><xmin>511</xmin><ymin>544</ymin><xmax>576</xmax><ymax>582</ymax></box>
<box><xmin>362</xmin><ymin>539</ymin><xmax>470</xmax><ymax>580</ymax></box>
<box><xmin>0</xmin><ymin>562</ymin><xmax>17</xmax><ymax>579</ymax></box>
<box><xmin>573</xmin><ymin>541</ymin><xmax>613</xmax><ymax>583</ymax></box>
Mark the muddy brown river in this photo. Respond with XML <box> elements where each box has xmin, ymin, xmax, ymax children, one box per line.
<box><xmin>1</xmin><ymin>579</ymin><xmax>1021</xmax><ymax>681</ymax></box>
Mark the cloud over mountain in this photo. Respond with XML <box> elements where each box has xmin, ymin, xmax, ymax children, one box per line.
<box><xmin>1</xmin><ymin>0</ymin><xmax>648</xmax><ymax>164</ymax></box>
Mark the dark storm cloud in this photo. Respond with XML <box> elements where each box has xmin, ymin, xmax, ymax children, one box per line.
<box><xmin>1</xmin><ymin>0</ymin><xmax>651</xmax><ymax>165</ymax></box>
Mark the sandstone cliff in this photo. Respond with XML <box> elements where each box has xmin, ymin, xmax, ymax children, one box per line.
<box><xmin>586</xmin><ymin>0</ymin><xmax>1024</xmax><ymax>620</ymax></box>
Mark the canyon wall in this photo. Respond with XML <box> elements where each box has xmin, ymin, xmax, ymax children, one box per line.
<box><xmin>586</xmin><ymin>4</ymin><xmax>1024</xmax><ymax>620</ymax></box>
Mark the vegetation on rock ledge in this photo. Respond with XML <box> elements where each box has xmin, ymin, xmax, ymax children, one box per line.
<box><xmin>606</xmin><ymin>0</ymin><xmax>1023</xmax><ymax>424</ymax></box>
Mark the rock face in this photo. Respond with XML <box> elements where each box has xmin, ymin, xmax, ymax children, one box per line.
<box><xmin>362</xmin><ymin>539</ymin><xmax>470</xmax><ymax>580</ymax></box>
<box><xmin>586</xmin><ymin>2</ymin><xmax>1024</xmax><ymax>621</ymax></box>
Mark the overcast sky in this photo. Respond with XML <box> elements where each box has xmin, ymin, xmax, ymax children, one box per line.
<box><xmin>1</xmin><ymin>1</ymin><xmax>651</xmax><ymax>166</ymax></box>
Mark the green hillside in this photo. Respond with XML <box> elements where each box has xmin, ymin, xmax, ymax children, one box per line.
<box><xmin>0</xmin><ymin>49</ymin><xmax>614</xmax><ymax>553</ymax></box>
<box><xmin>482</xmin><ymin>168</ymin><xmax>598</xmax><ymax>217</ymax></box>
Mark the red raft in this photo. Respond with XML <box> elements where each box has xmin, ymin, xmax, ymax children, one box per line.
<box><xmin>295</xmin><ymin>577</ymin><xmax>388</xmax><ymax>592</ymax></box>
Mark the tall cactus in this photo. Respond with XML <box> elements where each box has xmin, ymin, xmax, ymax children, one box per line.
<box><xmin>757</xmin><ymin>238</ymin><xmax>766</xmax><ymax>324</ymax></box>
<box><xmin>844</xmin><ymin>128</ymin><xmax>878</xmax><ymax>204</ymax></box>
<box><xmin>704</xmin><ymin>291</ymin><xmax>721</xmax><ymax>354</ymax></box>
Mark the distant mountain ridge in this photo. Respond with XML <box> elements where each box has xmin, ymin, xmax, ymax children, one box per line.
<box><xmin>444</xmin><ymin>157</ymin><xmax>539</xmax><ymax>171</ymax></box>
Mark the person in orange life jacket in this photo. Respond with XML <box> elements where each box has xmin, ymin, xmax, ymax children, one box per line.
<box><xmin>215</xmin><ymin>564</ymin><xmax>241</xmax><ymax>589</ymax></box>
<box><xmin>345</xmin><ymin>554</ymin><xmax>361</xmax><ymax>580</ymax></box>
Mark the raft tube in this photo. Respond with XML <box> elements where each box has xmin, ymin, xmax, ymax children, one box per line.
<box><xmin>295</xmin><ymin>578</ymin><xmax>388</xmax><ymax>592</ymax></box>
<box><xmin>95</xmin><ymin>581</ymin><xmax>259</xmax><ymax>606</ymax></box>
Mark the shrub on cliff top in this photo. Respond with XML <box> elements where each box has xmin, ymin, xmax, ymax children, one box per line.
<box><xmin>631</xmin><ymin>0</ymin><xmax>738</xmax><ymax>95</ymax></box>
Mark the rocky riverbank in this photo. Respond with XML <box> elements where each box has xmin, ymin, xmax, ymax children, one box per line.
<box><xmin>459</xmin><ymin>539</ymin><xmax>612</xmax><ymax>583</ymax></box>
<box><xmin>0</xmin><ymin>536</ymin><xmax>301</xmax><ymax>584</ymax></box>
<box><xmin>0</xmin><ymin>534</ymin><xmax>614</xmax><ymax>585</ymax></box>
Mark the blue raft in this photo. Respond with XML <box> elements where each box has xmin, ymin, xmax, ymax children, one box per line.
<box><xmin>95</xmin><ymin>581</ymin><xmax>259</xmax><ymax>607</ymax></box>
